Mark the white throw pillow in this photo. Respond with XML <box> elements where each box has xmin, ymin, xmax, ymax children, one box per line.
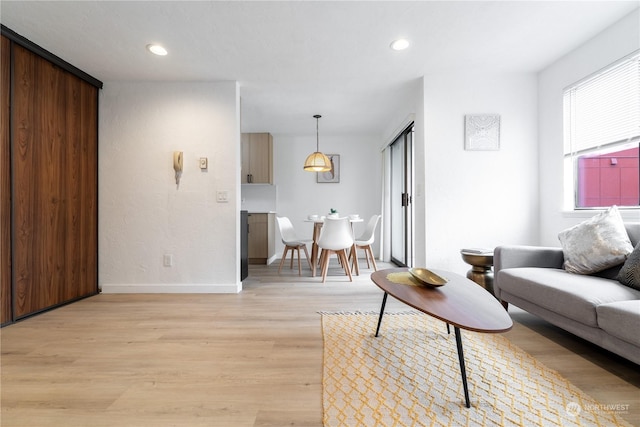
<box><xmin>558</xmin><ymin>206</ymin><xmax>633</xmax><ymax>274</ymax></box>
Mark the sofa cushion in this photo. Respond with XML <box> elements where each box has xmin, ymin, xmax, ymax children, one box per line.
<box><xmin>597</xmin><ymin>301</ymin><xmax>640</xmax><ymax>347</ymax></box>
<box><xmin>558</xmin><ymin>206</ymin><xmax>633</xmax><ymax>274</ymax></box>
<box><xmin>497</xmin><ymin>267</ymin><xmax>640</xmax><ymax>327</ymax></box>
<box><xmin>617</xmin><ymin>242</ymin><xmax>640</xmax><ymax>290</ymax></box>
<box><xmin>626</xmin><ymin>222</ymin><xmax>640</xmax><ymax>246</ymax></box>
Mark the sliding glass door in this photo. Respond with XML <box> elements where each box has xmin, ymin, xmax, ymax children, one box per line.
<box><xmin>389</xmin><ymin>124</ymin><xmax>413</xmax><ymax>267</ymax></box>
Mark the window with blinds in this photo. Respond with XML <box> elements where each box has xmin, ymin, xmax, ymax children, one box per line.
<box><xmin>563</xmin><ymin>51</ymin><xmax>640</xmax><ymax>208</ymax></box>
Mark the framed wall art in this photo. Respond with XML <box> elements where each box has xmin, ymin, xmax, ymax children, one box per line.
<box><xmin>464</xmin><ymin>114</ymin><xmax>500</xmax><ymax>151</ymax></box>
<box><xmin>317</xmin><ymin>154</ymin><xmax>340</xmax><ymax>183</ymax></box>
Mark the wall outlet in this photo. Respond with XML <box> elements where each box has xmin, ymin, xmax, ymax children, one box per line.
<box><xmin>163</xmin><ymin>254</ymin><xmax>173</xmax><ymax>267</ymax></box>
<box><xmin>216</xmin><ymin>190</ymin><xmax>229</xmax><ymax>203</ymax></box>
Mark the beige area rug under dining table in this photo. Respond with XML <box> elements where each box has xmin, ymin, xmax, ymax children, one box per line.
<box><xmin>321</xmin><ymin>311</ymin><xmax>632</xmax><ymax>427</ymax></box>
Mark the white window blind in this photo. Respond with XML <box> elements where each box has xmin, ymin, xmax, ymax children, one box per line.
<box><xmin>563</xmin><ymin>51</ymin><xmax>640</xmax><ymax>156</ymax></box>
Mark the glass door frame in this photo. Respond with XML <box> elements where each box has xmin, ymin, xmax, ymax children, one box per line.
<box><xmin>389</xmin><ymin>124</ymin><xmax>414</xmax><ymax>267</ymax></box>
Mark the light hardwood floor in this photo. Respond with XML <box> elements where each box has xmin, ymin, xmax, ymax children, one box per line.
<box><xmin>1</xmin><ymin>261</ymin><xmax>639</xmax><ymax>426</ymax></box>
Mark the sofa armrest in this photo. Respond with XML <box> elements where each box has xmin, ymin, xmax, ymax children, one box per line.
<box><xmin>493</xmin><ymin>245</ymin><xmax>565</xmax><ymax>303</ymax></box>
<box><xmin>494</xmin><ymin>245</ymin><xmax>564</xmax><ymax>273</ymax></box>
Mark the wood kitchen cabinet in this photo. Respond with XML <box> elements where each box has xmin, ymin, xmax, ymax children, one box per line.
<box><xmin>248</xmin><ymin>213</ymin><xmax>275</xmax><ymax>264</ymax></box>
<box><xmin>241</xmin><ymin>133</ymin><xmax>273</xmax><ymax>184</ymax></box>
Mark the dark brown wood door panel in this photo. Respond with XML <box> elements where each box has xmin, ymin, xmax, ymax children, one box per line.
<box><xmin>12</xmin><ymin>45</ymin><xmax>98</xmax><ymax>319</ymax></box>
<box><xmin>1</xmin><ymin>35</ymin><xmax>12</xmax><ymax>324</ymax></box>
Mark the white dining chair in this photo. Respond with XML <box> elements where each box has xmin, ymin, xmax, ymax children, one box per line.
<box><xmin>352</xmin><ymin>214</ymin><xmax>381</xmax><ymax>272</ymax></box>
<box><xmin>317</xmin><ymin>217</ymin><xmax>354</xmax><ymax>282</ymax></box>
<box><xmin>275</xmin><ymin>216</ymin><xmax>311</xmax><ymax>275</ymax></box>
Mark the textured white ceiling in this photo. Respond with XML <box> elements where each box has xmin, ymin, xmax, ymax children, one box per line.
<box><xmin>1</xmin><ymin>1</ymin><xmax>638</xmax><ymax>136</ymax></box>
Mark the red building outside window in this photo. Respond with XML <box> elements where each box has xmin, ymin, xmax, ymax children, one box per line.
<box><xmin>577</xmin><ymin>146</ymin><xmax>639</xmax><ymax>208</ymax></box>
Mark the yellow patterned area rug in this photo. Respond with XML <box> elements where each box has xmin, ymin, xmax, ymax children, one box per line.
<box><xmin>321</xmin><ymin>311</ymin><xmax>632</xmax><ymax>427</ymax></box>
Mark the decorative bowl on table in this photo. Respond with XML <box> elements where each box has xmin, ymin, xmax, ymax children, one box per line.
<box><xmin>409</xmin><ymin>268</ymin><xmax>448</xmax><ymax>287</ymax></box>
<box><xmin>349</xmin><ymin>214</ymin><xmax>360</xmax><ymax>220</ymax></box>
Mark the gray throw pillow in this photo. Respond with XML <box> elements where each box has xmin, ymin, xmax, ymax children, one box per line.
<box><xmin>617</xmin><ymin>242</ymin><xmax>640</xmax><ymax>290</ymax></box>
<box><xmin>558</xmin><ymin>206</ymin><xmax>633</xmax><ymax>274</ymax></box>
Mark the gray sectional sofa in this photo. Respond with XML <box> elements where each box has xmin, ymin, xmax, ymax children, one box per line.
<box><xmin>494</xmin><ymin>223</ymin><xmax>640</xmax><ymax>365</ymax></box>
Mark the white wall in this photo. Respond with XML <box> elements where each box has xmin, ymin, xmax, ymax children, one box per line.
<box><xmin>420</xmin><ymin>73</ymin><xmax>539</xmax><ymax>276</ymax></box>
<box><xmin>272</xmin><ymin>134</ymin><xmax>383</xmax><ymax>258</ymax></box>
<box><xmin>99</xmin><ymin>81</ymin><xmax>241</xmax><ymax>293</ymax></box>
<box><xmin>538</xmin><ymin>9</ymin><xmax>640</xmax><ymax>246</ymax></box>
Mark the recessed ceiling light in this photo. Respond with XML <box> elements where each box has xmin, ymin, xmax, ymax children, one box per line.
<box><xmin>390</xmin><ymin>39</ymin><xmax>410</xmax><ymax>51</ymax></box>
<box><xmin>146</xmin><ymin>44</ymin><xmax>168</xmax><ymax>56</ymax></box>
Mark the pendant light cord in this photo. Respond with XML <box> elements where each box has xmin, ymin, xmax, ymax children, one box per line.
<box><xmin>314</xmin><ymin>114</ymin><xmax>321</xmax><ymax>151</ymax></box>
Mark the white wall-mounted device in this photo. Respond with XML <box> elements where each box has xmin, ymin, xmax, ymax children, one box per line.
<box><xmin>173</xmin><ymin>151</ymin><xmax>183</xmax><ymax>185</ymax></box>
<box><xmin>199</xmin><ymin>157</ymin><xmax>208</xmax><ymax>170</ymax></box>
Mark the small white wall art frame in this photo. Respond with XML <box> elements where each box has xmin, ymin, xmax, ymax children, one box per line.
<box><xmin>464</xmin><ymin>115</ymin><xmax>500</xmax><ymax>151</ymax></box>
<box><xmin>317</xmin><ymin>154</ymin><xmax>340</xmax><ymax>183</ymax></box>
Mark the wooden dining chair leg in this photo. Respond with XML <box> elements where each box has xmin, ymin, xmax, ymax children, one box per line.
<box><xmin>289</xmin><ymin>247</ymin><xmax>294</xmax><ymax>269</ymax></box>
<box><xmin>302</xmin><ymin>245</ymin><xmax>311</xmax><ymax>269</ymax></box>
<box><xmin>338</xmin><ymin>249</ymin><xmax>353</xmax><ymax>281</ymax></box>
<box><xmin>352</xmin><ymin>245</ymin><xmax>360</xmax><ymax>276</ymax></box>
<box><xmin>296</xmin><ymin>246</ymin><xmax>302</xmax><ymax>275</ymax></box>
<box><xmin>350</xmin><ymin>246</ymin><xmax>360</xmax><ymax>274</ymax></box>
<box><xmin>366</xmin><ymin>246</ymin><xmax>378</xmax><ymax>271</ymax></box>
<box><xmin>318</xmin><ymin>249</ymin><xmax>325</xmax><ymax>280</ymax></box>
<box><xmin>363</xmin><ymin>246</ymin><xmax>371</xmax><ymax>269</ymax></box>
<box><xmin>321</xmin><ymin>250</ymin><xmax>331</xmax><ymax>283</ymax></box>
<box><xmin>278</xmin><ymin>247</ymin><xmax>290</xmax><ymax>273</ymax></box>
<box><xmin>311</xmin><ymin>243</ymin><xmax>318</xmax><ymax>277</ymax></box>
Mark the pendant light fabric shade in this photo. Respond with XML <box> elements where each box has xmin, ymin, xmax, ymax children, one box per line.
<box><xmin>304</xmin><ymin>115</ymin><xmax>332</xmax><ymax>172</ymax></box>
<box><xmin>304</xmin><ymin>151</ymin><xmax>332</xmax><ymax>172</ymax></box>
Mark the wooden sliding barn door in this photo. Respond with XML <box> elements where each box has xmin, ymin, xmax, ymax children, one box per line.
<box><xmin>1</xmin><ymin>35</ymin><xmax>12</xmax><ymax>324</ymax></box>
<box><xmin>4</xmin><ymin>42</ymin><xmax>99</xmax><ymax>320</ymax></box>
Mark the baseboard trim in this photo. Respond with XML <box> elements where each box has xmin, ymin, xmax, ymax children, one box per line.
<box><xmin>100</xmin><ymin>283</ymin><xmax>242</xmax><ymax>294</ymax></box>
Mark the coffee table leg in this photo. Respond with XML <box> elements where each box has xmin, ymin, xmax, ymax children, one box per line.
<box><xmin>374</xmin><ymin>292</ymin><xmax>388</xmax><ymax>337</ymax></box>
<box><xmin>454</xmin><ymin>327</ymin><xmax>471</xmax><ymax>408</ymax></box>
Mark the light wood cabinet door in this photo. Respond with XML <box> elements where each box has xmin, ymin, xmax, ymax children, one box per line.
<box><xmin>241</xmin><ymin>133</ymin><xmax>272</xmax><ymax>184</ymax></box>
<box><xmin>248</xmin><ymin>213</ymin><xmax>268</xmax><ymax>263</ymax></box>
<box><xmin>247</xmin><ymin>213</ymin><xmax>275</xmax><ymax>264</ymax></box>
<box><xmin>241</xmin><ymin>133</ymin><xmax>251</xmax><ymax>184</ymax></box>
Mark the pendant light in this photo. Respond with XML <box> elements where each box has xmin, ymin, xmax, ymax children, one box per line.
<box><xmin>303</xmin><ymin>114</ymin><xmax>332</xmax><ymax>172</ymax></box>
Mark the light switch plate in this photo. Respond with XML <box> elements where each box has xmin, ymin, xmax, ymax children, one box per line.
<box><xmin>163</xmin><ymin>254</ymin><xmax>173</xmax><ymax>267</ymax></box>
<box><xmin>199</xmin><ymin>157</ymin><xmax>208</xmax><ymax>169</ymax></box>
<box><xmin>216</xmin><ymin>191</ymin><xmax>229</xmax><ymax>203</ymax></box>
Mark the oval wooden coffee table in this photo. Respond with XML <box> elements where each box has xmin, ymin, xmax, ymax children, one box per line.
<box><xmin>371</xmin><ymin>268</ymin><xmax>513</xmax><ymax>408</ymax></box>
